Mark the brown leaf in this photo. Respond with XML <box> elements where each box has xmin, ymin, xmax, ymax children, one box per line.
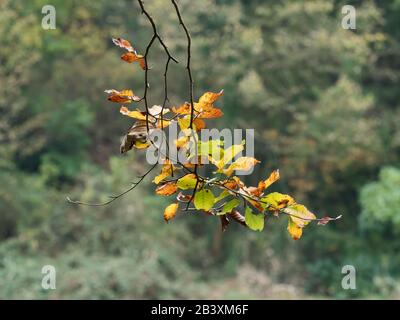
<box><xmin>121</xmin><ymin>52</ymin><xmax>146</xmax><ymax>70</ymax></box>
<box><xmin>317</xmin><ymin>215</ymin><xmax>342</xmax><ymax>225</ymax></box>
<box><xmin>120</xmin><ymin>121</ymin><xmax>154</xmax><ymax>154</ymax></box>
<box><xmin>228</xmin><ymin>209</ymin><xmax>246</xmax><ymax>226</ymax></box>
<box><xmin>222</xmin><ymin>179</ymin><xmax>238</xmax><ymax>189</ymax></box>
<box><xmin>105</xmin><ymin>89</ymin><xmax>140</xmax><ymax>103</ymax></box>
<box><xmin>220</xmin><ymin>215</ymin><xmax>230</xmax><ymax>232</ymax></box>
<box><xmin>112</xmin><ymin>38</ymin><xmax>146</xmax><ymax>70</ymax></box>
<box><xmin>176</xmin><ymin>192</ymin><xmax>192</xmax><ymax>203</ymax></box>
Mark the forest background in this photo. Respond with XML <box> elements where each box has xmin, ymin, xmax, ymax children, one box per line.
<box><xmin>1</xmin><ymin>0</ymin><xmax>400</xmax><ymax>299</ymax></box>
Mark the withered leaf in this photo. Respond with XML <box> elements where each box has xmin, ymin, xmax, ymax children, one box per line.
<box><xmin>105</xmin><ymin>89</ymin><xmax>140</xmax><ymax>104</ymax></box>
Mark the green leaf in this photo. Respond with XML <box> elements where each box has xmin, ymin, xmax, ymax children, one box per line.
<box><xmin>261</xmin><ymin>192</ymin><xmax>295</xmax><ymax>210</ymax></box>
<box><xmin>194</xmin><ymin>188</ymin><xmax>215</xmax><ymax>211</ymax></box>
<box><xmin>214</xmin><ymin>190</ymin><xmax>230</xmax><ymax>203</ymax></box>
<box><xmin>177</xmin><ymin>174</ymin><xmax>197</xmax><ymax>190</ymax></box>
<box><xmin>245</xmin><ymin>206</ymin><xmax>264</xmax><ymax>231</ymax></box>
<box><xmin>284</xmin><ymin>204</ymin><xmax>316</xmax><ymax>228</ymax></box>
<box><xmin>217</xmin><ymin>198</ymin><xmax>240</xmax><ymax>215</ymax></box>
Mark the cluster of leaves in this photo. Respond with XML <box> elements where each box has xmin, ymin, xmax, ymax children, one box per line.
<box><xmin>101</xmin><ymin>29</ymin><xmax>340</xmax><ymax>240</ymax></box>
<box><xmin>68</xmin><ymin>0</ymin><xmax>340</xmax><ymax>240</ymax></box>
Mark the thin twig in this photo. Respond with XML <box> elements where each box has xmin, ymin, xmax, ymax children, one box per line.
<box><xmin>67</xmin><ymin>162</ymin><xmax>158</xmax><ymax>206</ymax></box>
<box><xmin>170</xmin><ymin>0</ymin><xmax>195</xmax><ymax>127</ymax></box>
<box><xmin>170</xmin><ymin>0</ymin><xmax>199</xmax><ymax>209</ymax></box>
<box><xmin>136</xmin><ymin>0</ymin><xmax>179</xmax><ymax>132</ymax></box>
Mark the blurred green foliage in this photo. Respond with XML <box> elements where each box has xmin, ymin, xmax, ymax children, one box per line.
<box><xmin>0</xmin><ymin>0</ymin><xmax>400</xmax><ymax>299</ymax></box>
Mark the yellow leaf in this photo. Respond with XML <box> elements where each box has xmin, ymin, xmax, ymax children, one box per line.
<box><xmin>284</xmin><ymin>204</ymin><xmax>316</xmax><ymax>228</ymax></box>
<box><xmin>157</xmin><ymin>118</ymin><xmax>171</xmax><ymax>129</ymax></box>
<box><xmin>262</xmin><ymin>192</ymin><xmax>295</xmax><ymax>211</ymax></box>
<box><xmin>164</xmin><ymin>203</ymin><xmax>179</xmax><ymax>222</ymax></box>
<box><xmin>120</xmin><ymin>106</ymin><xmax>147</xmax><ymax>120</ymax></box>
<box><xmin>153</xmin><ymin>161</ymin><xmax>174</xmax><ymax>184</ymax></box>
<box><xmin>198</xmin><ymin>90</ymin><xmax>224</xmax><ymax>108</ymax></box>
<box><xmin>174</xmin><ymin>136</ymin><xmax>189</xmax><ymax>149</ymax></box>
<box><xmin>178</xmin><ymin>117</ymin><xmax>191</xmax><ymax>130</ymax></box>
<box><xmin>222</xmin><ymin>157</ymin><xmax>260</xmax><ymax>176</ymax></box>
<box><xmin>133</xmin><ymin>141</ymin><xmax>151</xmax><ymax>149</ymax></box>
<box><xmin>287</xmin><ymin>218</ymin><xmax>303</xmax><ymax>240</ymax></box>
<box><xmin>172</xmin><ymin>91</ymin><xmax>224</xmax><ymax>119</ymax></box>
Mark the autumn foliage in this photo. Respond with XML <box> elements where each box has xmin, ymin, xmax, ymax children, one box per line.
<box><xmin>72</xmin><ymin>0</ymin><xmax>340</xmax><ymax>240</ymax></box>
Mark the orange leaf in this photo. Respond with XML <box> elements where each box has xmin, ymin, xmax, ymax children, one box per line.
<box><xmin>172</xmin><ymin>102</ymin><xmax>191</xmax><ymax>115</ymax></box>
<box><xmin>245</xmin><ymin>186</ymin><xmax>261</xmax><ymax>196</ymax></box>
<box><xmin>112</xmin><ymin>38</ymin><xmax>145</xmax><ymax>70</ymax></box>
<box><xmin>121</xmin><ymin>52</ymin><xmax>146</xmax><ymax>70</ymax></box>
<box><xmin>222</xmin><ymin>179</ymin><xmax>238</xmax><ymax>189</ymax></box>
<box><xmin>198</xmin><ymin>107</ymin><xmax>224</xmax><ymax>119</ymax></box>
<box><xmin>105</xmin><ymin>89</ymin><xmax>140</xmax><ymax>103</ymax></box>
<box><xmin>193</xmin><ymin>118</ymin><xmax>206</xmax><ymax>130</ymax></box>
<box><xmin>263</xmin><ymin>169</ymin><xmax>280</xmax><ymax>190</ymax></box>
<box><xmin>164</xmin><ymin>203</ymin><xmax>179</xmax><ymax>222</ymax></box>
<box><xmin>156</xmin><ymin>182</ymin><xmax>178</xmax><ymax>196</ymax></box>
<box><xmin>198</xmin><ymin>90</ymin><xmax>224</xmax><ymax>107</ymax></box>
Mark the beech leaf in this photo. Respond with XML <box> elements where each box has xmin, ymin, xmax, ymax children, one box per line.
<box><xmin>245</xmin><ymin>207</ymin><xmax>264</xmax><ymax>231</ymax></box>
<box><xmin>218</xmin><ymin>198</ymin><xmax>240</xmax><ymax>215</ymax></box>
<box><xmin>194</xmin><ymin>189</ymin><xmax>215</xmax><ymax>211</ymax></box>
<box><xmin>177</xmin><ymin>174</ymin><xmax>198</xmax><ymax>190</ymax></box>
<box><xmin>164</xmin><ymin>203</ymin><xmax>179</xmax><ymax>222</ymax></box>
<box><xmin>156</xmin><ymin>182</ymin><xmax>178</xmax><ymax>196</ymax></box>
